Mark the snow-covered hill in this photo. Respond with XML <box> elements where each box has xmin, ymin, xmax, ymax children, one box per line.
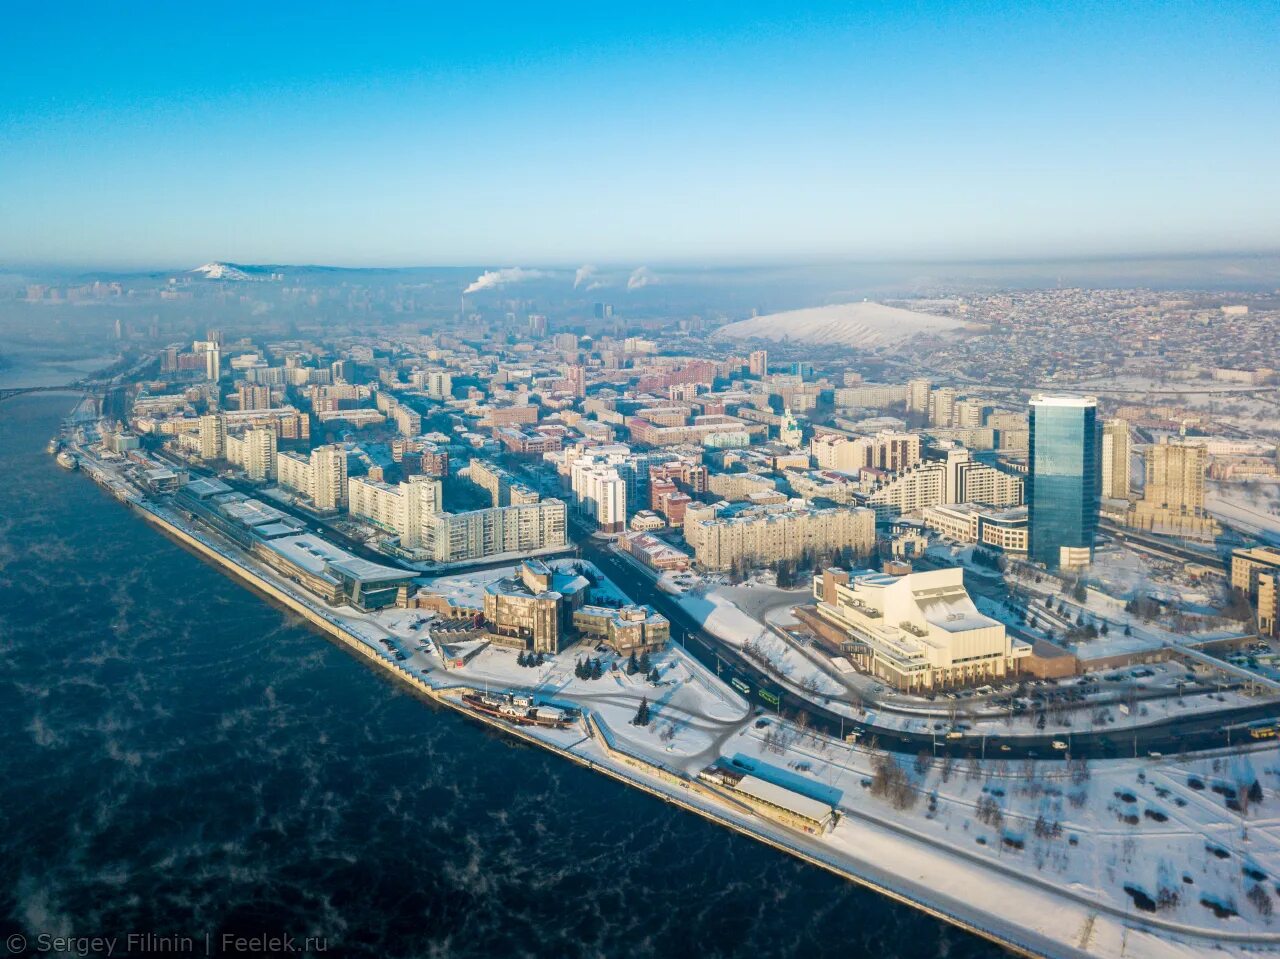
<box><xmin>713</xmin><ymin>301</ymin><xmax>964</xmax><ymax>348</ymax></box>
<box><xmin>190</xmin><ymin>262</ymin><xmax>257</xmax><ymax>281</ymax></box>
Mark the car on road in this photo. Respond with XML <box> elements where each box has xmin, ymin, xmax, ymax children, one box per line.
<box><xmin>1051</xmin><ymin>739</ymin><xmax>1069</xmax><ymax>750</ymax></box>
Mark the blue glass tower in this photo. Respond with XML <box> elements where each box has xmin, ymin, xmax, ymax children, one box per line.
<box><xmin>1027</xmin><ymin>394</ymin><xmax>1100</xmax><ymax>570</ymax></box>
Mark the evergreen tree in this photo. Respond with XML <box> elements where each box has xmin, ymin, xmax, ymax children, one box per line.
<box><xmin>574</xmin><ymin>657</ymin><xmax>585</xmax><ymax>679</ymax></box>
<box><xmin>633</xmin><ymin>697</ymin><xmax>651</xmax><ymax>726</ymax></box>
<box><xmin>648</xmin><ymin>667</ymin><xmax>661</xmax><ymax>684</ymax></box>
<box><xmin>517</xmin><ymin>650</ymin><xmax>528</xmax><ymax>668</ymax></box>
<box><xmin>590</xmin><ymin>657</ymin><xmax>604</xmax><ymax>680</ymax></box>
<box><xmin>627</xmin><ymin>651</ymin><xmax>639</xmax><ymax>675</ymax></box>
<box><xmin>638</xmin><ymin>650</ymin><xmax>652</xmax><ymax>674</ymax></box>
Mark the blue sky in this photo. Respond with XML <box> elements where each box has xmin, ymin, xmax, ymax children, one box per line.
<box><xmin>1</xmin><ymin>1</ymin><xmax>1277</xmax><ymax>268</ymax></box>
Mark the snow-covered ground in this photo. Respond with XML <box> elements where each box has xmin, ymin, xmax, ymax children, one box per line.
<box><xmin>675</xmin><ymin>584</ymin><xmax>848</xmax><ymax>700</ymax></box>
<box><xmin>725</xmin><ymin>715</ymin><xmax>1280</xmax><ymax>949</ymax></box>
<box><xmin>1207</xmin><ymin>483</ymin><xmax>1280</xmax><ymax>542</ymax></box>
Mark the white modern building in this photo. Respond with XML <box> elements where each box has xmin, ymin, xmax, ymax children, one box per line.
<box><xmin>812</xmin><ymin>567</ymin><xmax>1030</xmax><ymax>691</ymax></box>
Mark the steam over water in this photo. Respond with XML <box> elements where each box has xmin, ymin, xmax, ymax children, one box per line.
<box><xmin>0</xmin><ymin>394</ymin><xmax>1005</xmax><ymax>958</ymax></box>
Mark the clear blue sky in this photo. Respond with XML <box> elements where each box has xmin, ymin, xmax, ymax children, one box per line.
<box><xmin>1</xmin><ymin>0</ymin><xmax>1277</xmax><ymax>268</ymax></box>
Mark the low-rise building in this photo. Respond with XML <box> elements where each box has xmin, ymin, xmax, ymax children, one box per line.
<box><xmin>573</xmin><ymin>604</ymin><xmax>670</xmax><ymax>654</ymax></box>
<box><xmin>921</xmin><ymin>504</ymin><xmax>1028</xmax><ymax>554</ymax></box>
<box><xmin>618</xmin><ymin>531</ymin><xmax>692</xmax><ymax>571</ymax></box>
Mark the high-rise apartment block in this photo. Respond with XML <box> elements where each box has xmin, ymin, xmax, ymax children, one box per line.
<box><xmin>1100</xmin><ymin>418</ymin><xmax>1131</xmax><ymax>499</ymax></box>
<box><xmin>906</xmin><ymin>378</ymin><xmax>931</xmax><ymax>414</ymax></box>
<box><xmin>419</xmin><ymin>500</ymin><xmax>568</xmax><ymax>564</ymax></box>
<box><xmin>198</xmin><ymin>413</ymin><xmax>225</xmax><ymax>460</ymax></box>
<box><xmin>1127</xmin><ymin>440</ymin><xmax>1216</xmax><ymax>538</ymax></box>
<box><xmin>278</xmin><ymin>445</ymin><xmax>349</xmax><ymax>511</ymax></box>
<box><xmin>225</xmin><ymin>427</ymin><xmax>277</xmax><ymax>481</ymax></box>
<box><xmin>811</xmin><ymin>430</ymin><xmax>922</xmax><ymax>474</ymax></box>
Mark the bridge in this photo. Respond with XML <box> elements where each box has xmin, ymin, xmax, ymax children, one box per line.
<box><xmin>0</xmin><ymin>383</ymin><xmax>94</xmax><ymax>403</ymax></box>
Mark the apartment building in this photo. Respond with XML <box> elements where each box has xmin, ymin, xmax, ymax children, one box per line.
<box><xmin>468</xmin><ymin>459</ymin><xmax>539</xmax><ymax>507</ymax></box>
<box><xmin>1101</xmin><ymin>418</ymin><xmax>1132</xmax><ymax>499</ymax></box>
<box><xmin>277</xmin><ymin>444</ymin><xmax>349</xmax><ymax>511</ymax></box>
<box><xmin>224</xmin><ymin>427</ymin><xmax>277</xmax><ymax>481</ymax></box>
<box><xmin>420</xmin><ymin>499</ymin><xmax>568</xmax><ymax>564</ymax></box>
<box><xmin>1125</xmin><ymin>440</ymin><xmax>1217</xmax><ymax>538</ymax></box>
<box><xmin>682</xmin><ymin>500</ymin><xmax>875</xmax><ymax>571</ymax></box>
<box><xmin>810</xmin><ymin>430</ymin><xmax>921</xmax><ymax>473</ymax></box>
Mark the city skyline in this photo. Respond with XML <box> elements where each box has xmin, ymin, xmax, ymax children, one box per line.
<box><xmin>5</xmin><ymin>5</ymin><xmax>1280</xmax><ymax>958</ymax></box>
<box><xmin>3</xmin><ymin>1</ymin><xmax>1279</xmax><ymax>267</ymax></box>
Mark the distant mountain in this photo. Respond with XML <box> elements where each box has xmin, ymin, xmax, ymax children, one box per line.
<box><xmin>712</xmin><ymin>301</ymin><xmax>964</xmax><ymax>348</ymax></box>
<box><xmin>189</xmin><ymin>262</ymin><xmax>273</xmax><ymax>281</ymax></box>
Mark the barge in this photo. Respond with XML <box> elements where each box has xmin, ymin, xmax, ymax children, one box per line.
<box><xmin>461</xmin><ymin>691</ymin><xmax>578</xmax><ymax>729</ymax></box>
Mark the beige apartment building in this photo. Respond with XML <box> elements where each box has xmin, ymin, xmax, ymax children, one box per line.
<box><xmin>468</xmin><ymin>459</ymin><xmax>539</xmax><ymax>507</ymax></box>
<box><xmin>810</xmin><ymin>430</ymin><xmax>921</xmax><ymax>474</ymax></box>
<box><xmin>707</xmin><ymin>471</ymin><xmax>779</xmax><ymax>502</ymax></box>
<box><xmin>420</xmin><ymin>499</ymin><xmax>568</xmax><ymax>564</ymax></box>
<box><xmin>683</xmin><ymin>500</ymin><xmax>874</xmax><ymax>571</ymax></box>
<box><xmin>277</xmin><ymin>444</ymin><xmax>349</xmax><ymax>511</ymax></box>
<box><xmin>224</xmin><ymin>427</ymin><xmax>277</xmax><ymax>481</ymax></box>
<box><xmin>1232</xmin><ymin>546</ymin><xmax>1280</xmax><ymax>638</ymax></box>
<box><xmin>1126</xmin><ymin>440</ymin><xmax>1217</xmax><ymax>538</ymax></box>
<box><xmin>1100</xmin><ymin>418</ymin><xmax>1131</xmax><ymax>499</ymax></box>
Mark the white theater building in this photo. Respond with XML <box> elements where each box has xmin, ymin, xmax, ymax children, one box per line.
<box><xmin>811</xmin><ymin>566</ymin><xmax>1030</xmax><ymax>691</ymax></box>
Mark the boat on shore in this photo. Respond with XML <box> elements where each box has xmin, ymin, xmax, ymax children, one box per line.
<box><xmin>461</xmin><ymin>691</ymin><xmax>577</xmax><ymax>729</ymax></box>
<box><xmin>56</xmin><ymin>450</ymin><xmax>78</xmax><ymax>470</ymax></box>
<box><xmin>46</xmin><ymin>437</ymin><xmax>60</xmax><ymax>455</ymax></box>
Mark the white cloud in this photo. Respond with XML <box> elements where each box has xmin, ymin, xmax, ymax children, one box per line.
<box><xmin>463</xmin><ymin>267</ymin><xmax>548</xmax><ymax>294</ymax></box>
<box><xmin>573</xmin><ymin>264</ymin><xmax>597</xmax><ymax>288</ymax></box>
<box><xmin>626</xmin><ymin>266</ymin><xmax>659</xmax><ymax>291</ymax></box>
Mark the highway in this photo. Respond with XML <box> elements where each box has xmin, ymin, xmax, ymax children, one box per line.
<box><xmin>579</xmin><ymin>539</ymin><xmax>1280</xmax><ymax>762</ymax></box>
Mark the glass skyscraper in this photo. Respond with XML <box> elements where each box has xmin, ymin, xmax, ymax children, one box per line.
<box><xmin>1027</xmin><ymin>394</ymin><xmax>1101</xmax><ymax>570</ymax></box>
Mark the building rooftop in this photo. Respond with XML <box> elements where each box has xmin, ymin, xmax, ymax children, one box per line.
<box><xmin>265</xmin><ymin>534</ymin><xmax>411</xmax><ymax>585</ymax></box>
